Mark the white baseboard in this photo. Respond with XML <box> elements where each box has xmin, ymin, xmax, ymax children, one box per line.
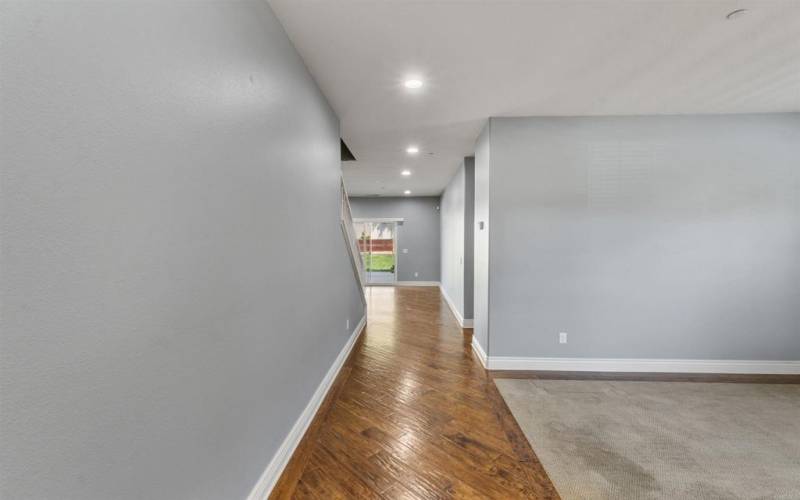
<box><xmin>247</xmin><ymin>315</ymin><xmax>367</xmax><ymax>500</ymax></box>
<box><xmin>438</xmin><ymin>284</ymin><xmax>474</xmax><ymax>329</ymax></box>
<box><xmin>396</xmin><ymin>281</ymin><xmax>440</xmax><ymax>287</ymax></box>
<box><xmin>471</xmin><ymin>336</ymin><xmax>488</xmax><ymax>369</ymax></box>
<box><xmin>438</xmin><ymin>284</ymin><xmax>464</xmax><ymax>326</ymax></box>
<box><xmin>487</xmin><ymin>356</ymin><xmax>800</xmax><ymax>374</ymax></box>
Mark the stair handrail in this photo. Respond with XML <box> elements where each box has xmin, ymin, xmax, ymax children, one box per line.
<box><xmin>340</xmin><ymin>178</ymin><xmax>367</xmax><ymax>304</ymax></box>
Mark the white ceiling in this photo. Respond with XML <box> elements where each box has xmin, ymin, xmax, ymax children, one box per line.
<box><xmin>268</xmin><ymin>0</ymin><xmax>800</xmax><ymax>196</ymax></box>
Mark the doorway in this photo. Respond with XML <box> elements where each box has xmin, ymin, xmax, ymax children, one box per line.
<box><xmin>354</xmin><ymin>220</ymin><xmax>397</xmax><ymax>285</ymax></box>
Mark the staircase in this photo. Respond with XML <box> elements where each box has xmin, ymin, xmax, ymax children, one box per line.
<box><xmin>340</xmin><ymin>179</ymin><xmax>367</xmax><ymax>304</ymax></box>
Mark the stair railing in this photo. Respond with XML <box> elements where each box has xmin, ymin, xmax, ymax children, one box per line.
<box><xmin>340</xmin><ymin>178</ymin><xmax>367</xmax><ymax>304</ymax></box>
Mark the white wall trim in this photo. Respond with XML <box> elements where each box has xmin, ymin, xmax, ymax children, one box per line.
<box><xmin>438</xmin><ymin>284</ymin><xmax>475</xmax><ymax>329</ymax></box>
<box><xmin>438</xmin><ymin>284</ymin><xmax>464</xmax><ymax>326</ymax></box>
<box><xmin>395</xmin><ymin>281</ymin><xmax>440</xmax><ymax>287</ymax></box>
<box><xmin>246</xmin><ymin>315</ymin><xmax>367</xmax><ymax>500</ymax></box>
<box><xmin>487</xmin><ymin>356</ymin><xmax>800</xmax><ymax>374</ymax></box>
<box><xmin>471</xmin><ymin>336</ymin><xmax>488</xmax><ymax>369</ymax></box>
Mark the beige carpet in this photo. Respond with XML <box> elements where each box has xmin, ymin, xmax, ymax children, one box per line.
<box><xmin>494</xmin><ymin>379</ymin><xmax>800</xmax><ymax>500</ymax></box>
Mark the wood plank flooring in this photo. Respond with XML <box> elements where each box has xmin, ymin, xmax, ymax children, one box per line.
<box><xmin>269</xmin><ymin>286</ymin><xmax>559</xmax><ymax>499</ymax></box>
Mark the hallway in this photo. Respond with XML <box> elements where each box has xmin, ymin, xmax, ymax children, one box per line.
<box><xmin>270</xmin><ymin>286</ymin><xmax>558</xmax><ymax>499</ymax></box>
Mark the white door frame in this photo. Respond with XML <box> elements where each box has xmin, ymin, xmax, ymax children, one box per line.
<box><xmin>358</xmin><ymin>219</ymin><xmax>399</xmax><ymax>286</ymax></box>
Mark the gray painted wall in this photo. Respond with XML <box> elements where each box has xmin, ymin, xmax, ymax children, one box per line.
<box><xmin>486</xmin><ymin>114</ymin><xmax>800</xmax><ymax>360</ymax></box>
<box><xmin>350</xmin><ymin>197</ymin><xmax>441</xmax><ymax>282</ymax></box>
<box><xmin>473</xmin><ymin>124</ymin><xmax>492</xmax><ymax>353</ymax></box>
<box><xmin>463</xmin><ymin>157</ymin><xmax>476</xmax><ymax>320</ymax></box>
<box><xmin>440</xmin><ymin>158</ymin><xmax>476</xmax><ymax>321</ymax></box>
<box><xmin>440</xmin><ymin>164</ymin><xmax>466</xmax><ymax>315</ymax></box>
<box><xmin>0</xmin><ymin>3</ymin><xmax>363</xmax><ymax>499</ymax></box>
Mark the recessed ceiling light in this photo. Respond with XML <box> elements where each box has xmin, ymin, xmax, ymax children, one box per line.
<box><xmin>404</xmin><ymin>190</ymin><xmax>412</xmax><ymax>195</ymax></box>
<box><xmin>726</xmin><ymin>8</ymin><xmax>748</xmax><ymax>20</ymax></box>
<box><xmin>401</xmin><ymin>169</ymin><xmax>412</xmax><ymax>176</ymax></box>
<box><xmin>406</xmin><ymin>146</ymin><xmax>419</xmax><ymax>154</ymax></box>
<box><xmin>403</xmin><ymin>78</ymin><xmax>423</xmax><ymax>89</ymax></box>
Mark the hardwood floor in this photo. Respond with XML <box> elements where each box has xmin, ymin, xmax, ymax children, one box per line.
<box><xmin>269</xmin><ymin>286</ymin><xmax>559</xmax><ymax>499</ymax></box>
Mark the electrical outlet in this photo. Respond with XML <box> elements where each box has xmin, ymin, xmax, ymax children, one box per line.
<box><xmin>414</xmin><ymin>272</ymin><xmax>418</xmax><ymax>277</ymax></box>
<box><xmin>402</xmin><ymin>248</ymin><xmax>409</xmax><ymax>254</ymax></box>
<box><xmin>559</xmin><ymin>332</ymin><xmax>568</xmax><ymax>344</ymax></box>
<box><xmin>346</xmin><ymin>319</ymin><xmax>350</xmax><ymax>330</ymax></box>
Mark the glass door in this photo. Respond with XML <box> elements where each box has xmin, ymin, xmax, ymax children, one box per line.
<box><xmin>354</xmin><ymin>221</ymin><xmax>396</xmax><ymax>285</ymax></box>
